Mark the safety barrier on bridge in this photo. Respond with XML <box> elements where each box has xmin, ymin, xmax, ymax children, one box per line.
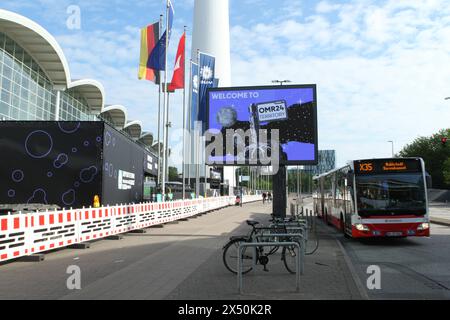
<box><xmin>0</xmin><ymin>195</ymin><xmax>262</xmax><ymax>263</ymax></box>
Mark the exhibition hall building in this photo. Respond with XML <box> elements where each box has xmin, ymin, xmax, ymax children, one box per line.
<box><xmin>0</xmin><ymin>9</ymin><xmax>159</xmax><ymax>208</ymax></box>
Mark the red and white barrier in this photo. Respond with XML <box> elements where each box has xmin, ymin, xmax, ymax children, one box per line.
<box><xmin>0</xmin><ymin>195</ymin><xmax>262</xmax><ymax>263</ymax></box>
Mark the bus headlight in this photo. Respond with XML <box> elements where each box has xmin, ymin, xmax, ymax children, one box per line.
<box><xmin>355</xmin><ymin>224</ymin><xmax>370</xmax><ymax>231</ymax></box>
<box><xmin>417</xmin><ymin>223</ymin><xmax>429</xmax><ymax>231</ymax></box>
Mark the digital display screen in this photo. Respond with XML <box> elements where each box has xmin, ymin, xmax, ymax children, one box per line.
<box><xmin>355</xmin><ymin>159</ymin><xmax>421</xmax><ymax>174</ymax></box>
<box><xmin>206</xmin><ymin>85</ymin><xmax>318</xmax><ymax>166</ymax></box>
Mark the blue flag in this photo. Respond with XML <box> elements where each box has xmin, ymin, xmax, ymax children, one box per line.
<box><xmin>189</xmin><ymin>61</ymin><xmax>199</xmax><ymax>174</ymax></box>
<box><xmin>198</xmin><ymin>52</ymin><xmax>216</xmax><ymax>131</ymax></box>
<box><xmin>148</xmin><ymin>0</ymin><xmax>174</xmax><ymax>71</ymax></box>
<box><xmin>190</xmin><ymin>61</ymin><xmax>199</xmax><ymax>131</ymax></box>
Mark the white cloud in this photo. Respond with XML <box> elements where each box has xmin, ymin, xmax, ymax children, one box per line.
<box><xmin>316</xmin><ymin>1</ymin><xmax>342</xmax><ymax>14</ymax></box>
<box><xmin>6</xmin><ymin>0</ymin><xmax>450</xmax><ymax>170</ymax></box>
<box><xmin>230</xmin><ymin>0</ymin><xmax>450</xmax><ymax>166</ymax></box>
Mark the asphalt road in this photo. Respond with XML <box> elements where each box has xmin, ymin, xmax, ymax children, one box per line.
<box><xmin>297</xmin><ymin>197</ymin><xmax>450</xmax><ymax>300</ymax></box>
<box><xmin>337</xmin><ymin>222</ymin><xmax>450</xmax><ymax>299</ymax></box>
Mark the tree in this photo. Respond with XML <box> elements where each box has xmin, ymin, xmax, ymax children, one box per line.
<box><xmin>444</xmin><ymin>158</ymin><xmax>450</xmax><ymax>186</ymax></box>
<box><xmin>398</xmin><ymin>128</ymin><xmax>450</xmax><ymax>189</ymax></box>
<box><xmin>168</xmin><ymin>166</ymin><xmax>179</xmax><ymax>181</ymax></box>
<box><xmin>287</xmin><ymin>169</ymin><xmax>313</xmax><ymax>193</ymax></box>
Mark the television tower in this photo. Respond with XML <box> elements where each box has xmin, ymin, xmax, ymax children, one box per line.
<box><xmin>191</xmin><ymin>0</ymin><xmax>236</xmax><ymax>194</ymax></box>
<box><xmin>192</xmin><ymin>0</ymin><xmax>231</xmax><ymax>86</ymax></box>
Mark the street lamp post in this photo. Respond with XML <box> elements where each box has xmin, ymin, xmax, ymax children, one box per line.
<box><xmin>272</xmin><ymin>80</ymin><xmax>291</xmax><ymax>86</ymax></box>
<box><xmin>388</xmin><ymin>140</ymin><xmax>394</xmax><ymax>157</ymax></box>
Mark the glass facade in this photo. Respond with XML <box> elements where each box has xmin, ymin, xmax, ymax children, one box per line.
<box><xmin>60</xmin><ymin>89</ymin><xmax>95</xmax><ymax>121</ymax></box>
<box><xmin>123</xmin><ymin>127</ymin><xmax>134</xmax><ymax>137</ymax></box>
<box><xmin>0</xmin><ymin>32</ymin><xmax>56</xmax><ymax>120</ymax></box>
<box><xmin>0</xmin><ymin>29</ymin><xmax>155</xmax><ymax>155</ymax></box>
<box><xmin>99</xmin><ymin>112</ymin><xmax>113</xmax><ymax>124</ymax></box>
<box><xmin>0</xmin><ymin>32</ymin><xmax>92</xmax><ymax>121</ymax></box>
<box><xmin>304</xmin><ymin>150</ymin><xmax>336</xmax><ymax>176</ymax></box>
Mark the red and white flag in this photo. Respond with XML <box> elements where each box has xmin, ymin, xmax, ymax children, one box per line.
<box><xmin>168</xmin><ymin>32</ymin><xmax>186</xmax><ymax>91</ymax></box>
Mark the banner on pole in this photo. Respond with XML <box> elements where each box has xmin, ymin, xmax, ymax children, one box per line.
<box><xmin>198</xmin><ymin>52</ymin><xmax>216</xmax><ymax>131</ymax></box>
<box><xmin>148</xmin><ymin>0</ymin><xmax>175</xmax><ymax>71</ymax></box>
<box><xmin>168</xmin><ymin>32</ymin><xmax>186</xmax><ymax>91</ymax></box>
<box><xmin>190</xmin><ymin>61</ymin><xmax>199</xmax><ymax>131</ymax></box>
<box><xmin>138</xmin><ymin>21</ymin><xmax>160</xmax><ymax>83</ymax></box>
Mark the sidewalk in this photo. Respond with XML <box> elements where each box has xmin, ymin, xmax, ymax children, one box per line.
<box><xmin>165</xmin><ymin>210</ymin><xmax>365</xmax><ymax>300</ymax></box>
<box><xmin>430</xmin><ymin>203</ymin><xmax>450</xmax><ymax>227</ymax></box>
<box><xmin>0</xmin><ymin>201</ymin><xmax>365</xmax><ymax>300</ymax></box>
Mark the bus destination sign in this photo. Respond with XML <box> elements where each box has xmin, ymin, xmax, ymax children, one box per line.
<box><xmin>355</xmin><ymin>159</ymin><xmax>421</xmax><ymax>174</ymax></box>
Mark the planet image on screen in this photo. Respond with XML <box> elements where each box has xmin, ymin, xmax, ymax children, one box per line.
<box><xmin>216</xmin><ymin>106</ymin><xmax>237</xmax><ymax>128</ymax></box>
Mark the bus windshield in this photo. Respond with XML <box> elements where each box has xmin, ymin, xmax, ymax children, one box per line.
<box><xmin>356</xmin><ymin>173</ymin><xmax>426</xmax><ymax>216</ymax></box>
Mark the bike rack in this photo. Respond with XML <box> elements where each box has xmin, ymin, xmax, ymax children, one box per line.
<box><xmin>256</xmin><ymin>232</ymin><xmax>306</xmax><ymax>275</ymax></box>
<box><xmin>237</xmin><ymin>238</ymin><xmax>302</xmax><ymax>294</ymax></box>
<box><xmin>270</xmin><ymin>222</ymin><xmax>309</xmax><ymax>241</ymax></box>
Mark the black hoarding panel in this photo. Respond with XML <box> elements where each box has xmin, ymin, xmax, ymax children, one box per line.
<box><xmin>143</xmin><ymin>150</ymin><xmax>158</xmax><ymax>176</ymax></box>
<box><xmin>102</xmin><ymin>124</ymin><xmax>148</xmax><ymax>205</ymax></box>
<box><xmin>0</xmin><ymin>121</ymin><xmax>103</xmax><ymax>208</ymax></box>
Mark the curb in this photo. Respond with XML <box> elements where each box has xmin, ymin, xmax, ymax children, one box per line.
<box><xmin>335</xmin><ymin>239</ymin><xmax>370</xmax><ymax>300</ymax></box>
<box><xmin>430</xmin><ymin>218</ymin><xmax>450</xmax><ymax>227</ymax></box>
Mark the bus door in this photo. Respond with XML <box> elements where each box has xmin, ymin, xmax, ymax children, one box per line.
<box><xmin>320</xmin><ymin>177</ymin><xmax>325</xmax><ymax>217</ymax></box>
<box><xmin>344</xmin><ymin>171</ymin><xmax>354</xmax><ymax>231</ymax></box>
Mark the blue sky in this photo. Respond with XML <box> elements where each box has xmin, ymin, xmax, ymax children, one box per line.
<box><xmin>2</xmin><ymin>0</ymin><xmax>450</xmax><ymax>168</ymax></box>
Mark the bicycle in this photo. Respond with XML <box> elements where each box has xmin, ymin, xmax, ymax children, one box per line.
<box><xmin>222</xmin><ymin>220</ymin><xmax>303</xmax><ymax>274</ymax></box>
<box><xmin>270</xmin><ymin>210</ymin><xmax>319</xmax><ymax>256</ymax></box>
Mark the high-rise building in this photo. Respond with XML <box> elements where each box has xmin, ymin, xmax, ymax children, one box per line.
<box><xmin>303</xmin><ymin>150</ymin><xmax>336</xmax><ymax>176</ymax></box>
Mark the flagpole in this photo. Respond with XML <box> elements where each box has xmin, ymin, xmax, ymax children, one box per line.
<box><xmin>157</xmin><ymin>14</ymin><xmax>163</xmax><ymax>191</ymax></box>
<box><xmin>195</xmin><ymin>49</ymin><xmax>200</xmax><ymax>198</ymax></box>
<box><xmin>161</xmin><ymin>0</ymin><xmax>170</xmax><ymax>201</ymax></box>
<box><xmin>186</xmin><ymin>60</ymin><xmax>192</xmax><ymax>197</ymax></box>
<box><xmin>165</xmin><ymin>91</ymin><xmax>171</xmax><ymax>186</ymax></box>
<box><xmin>182</xmin><ymin>26</ymin><xmax>187</xmax><ymax>200</ymax></box>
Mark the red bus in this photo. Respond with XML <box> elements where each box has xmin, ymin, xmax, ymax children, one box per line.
<box><xmin>313</xmin><ymin>158</ymin><xmax>430</xmax><ymax>238</ymax></box>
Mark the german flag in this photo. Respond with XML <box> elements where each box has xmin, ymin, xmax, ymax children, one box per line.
<box><xmin>138</xmin><ymin>22</ymin><xmax>160</xmax><ymax>84</ymax></box>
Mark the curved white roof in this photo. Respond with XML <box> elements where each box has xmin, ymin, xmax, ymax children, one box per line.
<box><xmin>100</xmin><ymin>105</ymin><xmax>127</xmax><ymax>129</ymax></box>
<box><xmin>0</xmin><ymin>9</ymin><xmax>153</xmax><ymax>149</ymax></box>
<box><xmin>68</xmin><ymin>79</ymin><xmax>105</xmax><ymax>114</ymax></box>
<box><xmin>0</xmin><ymin>10</ymin><xmax>106</xmax><ymax>114</ymax></box>
<box><xmin>123</xmin><ymin>120</ymin><xmax>142</xmax><ymax>139</ymax></box>
<box><xmin>139</xmin><ymin>132</ymin><xmax>154</xmax><ymax>146</ymax></box>
<box><xmin>0</xmin><ymin>9</ymin><xmax>71</xmax><ymax>87</ymax></box>
<box><xmin>152</xmin><ymin>141</ymin><xmax>164</xmax><ymax>154</ymax></box>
